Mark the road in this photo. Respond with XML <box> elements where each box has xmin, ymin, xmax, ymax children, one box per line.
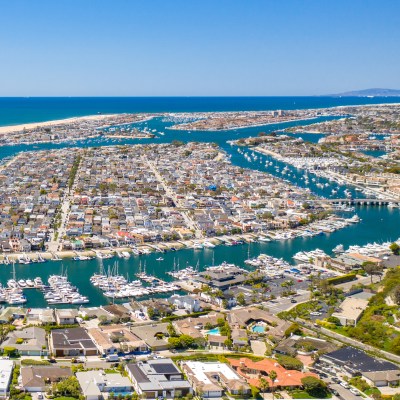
<box><xmin>299</xmin><ymin>319</ymin><xmax>400</xmax><ymax>365</ymax></box>
<box><xmin>262</xmin><ymin>291</ymin><xmax>310</xmax><ymax>314</ymax></box>
<box><xmin>330</xmin><ymin>383</ymin><xmax>364</xmax><ymax>400</ymax></box>
<box><xmin>47</xmin><ymin>155</ymin><xmax>81</xmax><ymax>252</ymax></box>
<box><xmin>143</xmin><ymin>156</ymin><xmax>204</xmax><ymax>239</ymax></box>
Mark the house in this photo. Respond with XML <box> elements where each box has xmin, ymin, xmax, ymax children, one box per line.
<box><xmin>55</xmin><ymin>309</ymin><xmax>77</xmax><ymax>325</ymax></box>
<box><xmin>76</xmin><ymin>370</ymin><xmax>132</xmax><ymax>400</ymax></box>
<box><xmin>50</xmin><ymin>327</ymin><xmax>98</xmax><ymax>357</ymax></box>
<box><xmin>182</xmin><ymin>361</ymin><xmax>251</xmax><ymax>398</ymax></box>
<box><xmin>228</xmin><ymin>357</ymin><xmax>317</xmax><ymax>390</ymax></box>
<box><xmin>0</xmin><ymin>327</ymin><xmax>48</xmax><ymax>356</ymax></box>
<box><xmin>168</xmin><ymin>294</ymin><xmax>201</xmax><ymax>313</ymax></box>
<box><xmin>0</xmin><ymin>307</ymin><xmax>26</xmax><ymax>323</ymax></box>
<box><xmin>274</xmin><ymin>335</ymin><xmax>337</xmax><ymax>357</ymax></box>
<box><xmin>194</xmin><ymin>266</ymin><xmax>249</xmax><ymax>290</ymax></box>
<box><xmin>319</xmin><ymin>347</ymin><xmax>400</xmax><ymax>387</ymax></box>
<box><xmin>20</xmin><ymin>366</ymin><xmax>72</xmax><ymax>392</ymax></box>
<box><xmin>129</xmin><ymin>323</ymin><xmax>170</xmax><ymax>351</ymax></box>
<box><xmin>26</xmin><ymin>308</ymin><xmax>56</xmax><ymax>325</ymax></box>
<box><xmin>331</xmin><ymin>297</ymin><xmax>369</xmax><ymax>326</ymax></box>
<box><xmin>208</xmin><ymin>334</ymin><xmax>228</xmax><ymax>348</ymax></box>
<box><xmin>227</xmin><ymin>307</ymin><xmax>292</xmax><ymax>339</ymax></box>
<box><xmin>87</xmin><ymin>326</ymin><xmax>149</xmax><ymax>356</ymax></box>
<box><xmin>0</xmin><ymin>360</ymin><xmax>13</xmax><ymax>396</ymax></box>
<box><xmin>231</xmin><ymin>328</ymin><xmax>248</xmax><ymax>348</ymax></box>
<box><xmin>125</xmin><ymin>359</ymin><xmax>192</xmax><ymax>399</ymax></box>
<box><xmin>102</xmin><ymin>304</ymin><xmax>131</xmax><ymax>320</ymax></box>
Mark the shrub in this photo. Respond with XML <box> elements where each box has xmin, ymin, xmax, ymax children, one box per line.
<box><xmin>21</xmin><ymin>359</ymin><xmax>51</xmax><ymax>366</ymax></box>
<box><xmin>276</xmin><ymin>355</ymin><xmax>303</xmax><ymax>371</ymax></box>
<box><xmin>327</xmin><ymin>273</ymin><xmax>356</xmax><ymax>285</ymax></box>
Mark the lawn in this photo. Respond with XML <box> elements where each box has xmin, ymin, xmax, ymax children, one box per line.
<box><xmin>54</xmin><ymin>397</ymin><xmax>79</xmax><ymax>400</ymax></box>
<box><xmin>291</xmin><ymin>390</ymin><xmax>331</xmax><ymax>399</ymax></box>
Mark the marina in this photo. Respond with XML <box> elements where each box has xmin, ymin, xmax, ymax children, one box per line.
<box><xmin>0</xmin><ymin>98</ymin><xmax>397</xmax><ymax>308</ymax></box>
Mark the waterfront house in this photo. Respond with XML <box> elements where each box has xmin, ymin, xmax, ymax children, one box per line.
<box><xmin>55</xmin><ymin>309</ymin><xmax>77</xmax><ymax>325</ymax></box>
<box><xmin>168</xmin><ymin>294</ymin><xmax>201</xmax><ymax>313</ymax></box>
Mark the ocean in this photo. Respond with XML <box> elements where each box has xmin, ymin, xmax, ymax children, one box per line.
<box><xmin>1</xmin><ymin>96</ymin><xmax>400</xmax><ymax>127</ymax></box>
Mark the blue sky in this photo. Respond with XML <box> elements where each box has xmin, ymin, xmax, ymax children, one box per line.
<box><xmin>0</xmin><ymin>0</ymin><xmax>399</xmax><ymax>96</ymax></box>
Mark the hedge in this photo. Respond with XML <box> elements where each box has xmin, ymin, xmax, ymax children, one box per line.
<box><xmin>161</xmin><ymin>311</ymin><xmax>211</xmax><ymax>322</ymax></box>
<box><xmin>327</xmin><ymin>273</ymin><xmax>356</xmax><ymax>285</ymax></box>
<box><xmin>21</xmin><ymin>359</ymin><xmax>51</xmax><ymax>366</ymax></box>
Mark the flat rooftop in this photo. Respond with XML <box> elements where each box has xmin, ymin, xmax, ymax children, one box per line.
<box><xmin>0</xmin><ymin>360</ymin><xmax>13</xmax><ymax>391</ymax></box>
<box><xmin>332</xmin><ymin>297</ymin><xmax>369</xmax><ymax>321</ymax></box>
<box><xmin>183</xmin><ymin>361</ymin><xmax>239</xmax><ymax>383</ymax></box>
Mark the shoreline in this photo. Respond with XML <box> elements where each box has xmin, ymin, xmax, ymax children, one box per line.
<box><xmin>166</xmin><ymin>116</ymin><xmax>321</xmax><ymax>132</ymax></box>
<box><xmin>0</xmin><ymin>233</ymin><xmax>261</xmax><ymax>264</ymax></box>
<box><xmin>0</xmin><ymin>114</ymin><xmax>122</xmax><ymax>134</ymax></box>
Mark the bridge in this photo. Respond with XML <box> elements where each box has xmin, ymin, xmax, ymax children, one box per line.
<box><xmin>310</xmin><ymin>198</ymin><xmax>400</xmax><ymax>206</ymax></box>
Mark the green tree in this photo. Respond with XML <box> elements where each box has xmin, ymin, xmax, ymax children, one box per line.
<box><xmin>390</xmin><ymin>242</ymin><xmax>400</xmax><ymax>255</ymax></box>
<box><xmin>284</xmin><ymin>323</ymin><xmax>302</xmax><ymax>337</ymax></box>
<box><xmin>269</xmin><ymin>370</ymin><xmax>277</xmax><ymax>400</ymax></box>
<box><xmin>53</xmin><ymin>376</ymin><xmax>81</xmax><ymax>398</ymax></box>
<box><xmin>259</xmin><ymin>377</ymin><xmax>269</xmax><ymax>398</ymax></box>
<box><xmin>237</xmin><ymin>292</ymin><xmax>246</xmax><ymax>306</ymax></box>
<box><xmin>147</xmin><ymin>307</ymin><xmax>155</xmax><ymax>320</ymax></box>
<box><xmin>393</xmin><ymin>286</ymin><xmax>400</xmax><ymax>306</ymax></box>
<box><xmin>224</xmin><ymin>338</ymin><xmax>233</xmax><ymax>349</ymax></box>
<box><xmin>276</xmin><ymin>355</ymin><xmax>303</xmax><ymax>371</ymax></box>
<box><xmin>363</xmin><ymin>261</ymin><xmax>382</xmax><ymax>284</ymax></box>
<box><xmin>167</xmin><ymin>323</ymin><xmax>177</xmax><ymax>337</ymax></box>
<box><xmin>301</xmin><ymin>376</ymin><xmax>327</xmax><ymax>397</ymax></box>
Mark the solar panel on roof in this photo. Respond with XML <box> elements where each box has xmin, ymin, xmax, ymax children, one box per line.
<box><xmin>152</xmin><ymin>363</ymin><xmax>179</xmax><ymax>374</ymax></box>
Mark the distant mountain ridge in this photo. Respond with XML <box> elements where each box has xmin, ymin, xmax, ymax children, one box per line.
<box><xmin>328</xmin><ymin>88</ymin><xmax>400</xmax><ymax>97</ymax></box>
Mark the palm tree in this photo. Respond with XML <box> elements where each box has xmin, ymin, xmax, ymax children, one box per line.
<box><xmin>269</xmin><ymin>370</ymin><xmax>277</xmax><ymax>400</ymax></box>
<box><xmin>259</xmin><ymin>377</ymin><xmax>269</xmax><ymax>399</ymax></box>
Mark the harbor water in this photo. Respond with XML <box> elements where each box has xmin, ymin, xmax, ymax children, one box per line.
<box><xmin>0</xmin><ymin>97</ymin><xmax>398</xmax><ymax>307</ymax></box>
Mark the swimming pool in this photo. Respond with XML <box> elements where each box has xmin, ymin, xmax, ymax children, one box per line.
<box><xmin>252</xmin><ymin>325</ymin><xmax>265</xmax><ymax>333</ymax></box>
<box><xmin>207</xmin><ymin>327</ymin><xmax>221</xmax><ymax>335</ymax></box>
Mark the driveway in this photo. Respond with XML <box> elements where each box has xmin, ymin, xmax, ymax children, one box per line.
<box><xmin>330</xmin><ymin>383</ymin><xmax>365</xmax><ymax>400</ymax></box>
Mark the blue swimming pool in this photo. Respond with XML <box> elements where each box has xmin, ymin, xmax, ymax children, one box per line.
<box><xmin>252</xmin><ymin>325</ymin><xmax>265</xmax><ymax>333</ymax></box>
<box><xmin>207</xmin><ymin>327</ymin><xmax>221</xmax><ymax>335</ymax></box>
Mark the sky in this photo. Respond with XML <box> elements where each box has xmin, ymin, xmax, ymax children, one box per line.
<box><xmin>0</xmin><ymin>0</ymin><xmax>399</xmax><ymax>96</ymax></box>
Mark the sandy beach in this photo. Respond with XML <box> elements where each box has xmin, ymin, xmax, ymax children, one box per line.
<box><xmin>0</xmin><ymin>114</ymin><xmax>119</xmax><ymax>134</ymax></box>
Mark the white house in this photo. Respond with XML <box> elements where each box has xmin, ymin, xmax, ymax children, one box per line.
<box><xmin>168</xmin><ymin>294</ymin><xmax>201</xmax><ymax>313</ymax></box>
<box><xmin>0</xmin><ymin>360</ymin><xmax>13</xmax><ymax>397</ymax></box>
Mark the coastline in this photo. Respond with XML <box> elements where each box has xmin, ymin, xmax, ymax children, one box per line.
<box><xmin>166</xmin><ymin>116</ymin><xmax>321</xmax><ymax>132</ymax></box>
<box><xmin>0</xmin><ymin>233</ymin><xmax>260</xmax><ymax>264</ymax></box>
<box><xmin>0</xmin><ymin>114</ymin><xmax>121</xmax><ymax>134</ymax></box>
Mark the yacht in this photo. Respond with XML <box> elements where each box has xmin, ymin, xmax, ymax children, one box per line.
<box><xmin>333</xmin><ymin>244</ymin><xmax>344</xmax><ymax>253</ymax></box>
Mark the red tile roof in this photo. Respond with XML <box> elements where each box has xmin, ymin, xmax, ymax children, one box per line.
<box><xmin>227</xmin><ymin>357</ymin><xmax>317</xmax><ymax>388</ymax></box>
